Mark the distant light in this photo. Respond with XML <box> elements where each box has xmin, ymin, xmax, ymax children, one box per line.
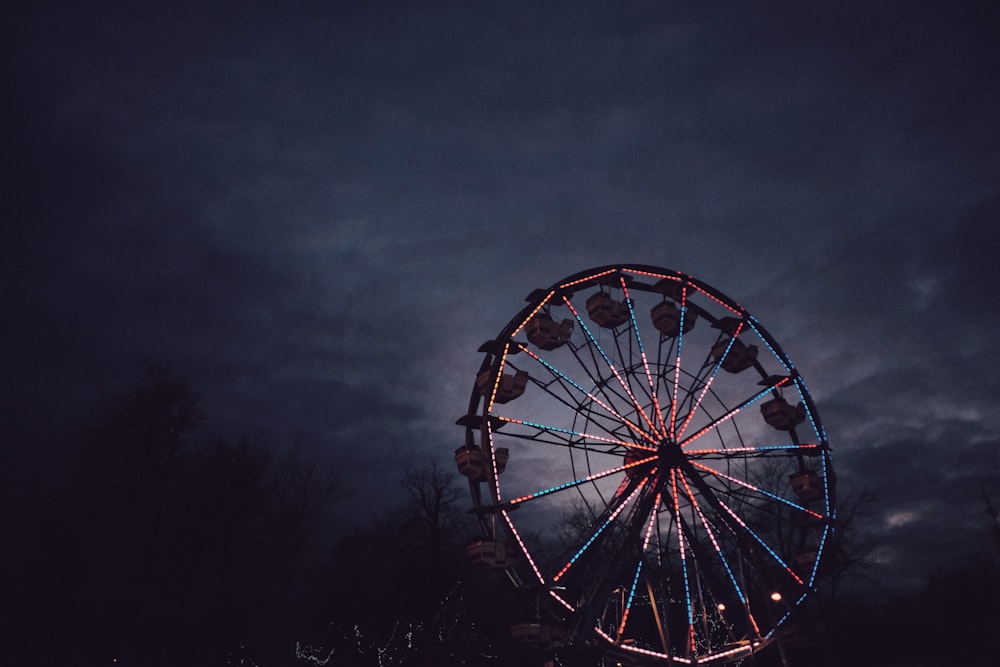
<box><xmin>717</xmin><ymin>603</ymin><xmax>727</xmax><ymax>611</ymax></box>
<box><xmin>770</xmin><ymin>592</ymin><xmax>782</xmax><ymax>602</ymax></box>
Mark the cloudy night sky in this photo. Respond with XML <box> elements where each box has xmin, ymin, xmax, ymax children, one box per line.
<box><xmin>5</xmin><ymin>0</ymin><xmax>999</xmax><ymax>595</ymax></box>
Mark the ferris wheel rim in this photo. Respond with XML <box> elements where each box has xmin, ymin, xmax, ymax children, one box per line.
<box><xmin>459</xmin><ymin>264</ymin><xmax>835</xmax><ymax>664</ymax></box>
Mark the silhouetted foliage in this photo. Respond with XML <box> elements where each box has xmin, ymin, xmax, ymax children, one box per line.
<box><xmin>823</xmin><ymin>553</ymin><xmax>1000</xmax><ymax>667</ymax></box>
<box><xmin>295</xmin><ymin>461</ymin><xmax>532</xmax><ymax>665</ymax></box>
<box><xmin>7</xmin><ymin>363</ymin><xmax>998</xmax><ymax>666</ymax></box>
<box><xmin>9</xmin><ymin>363</ymin><xmax>346</xmax><ymax>666</ymax></box>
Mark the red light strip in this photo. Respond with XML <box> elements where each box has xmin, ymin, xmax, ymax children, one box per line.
<box><xmin>556</xmin><ymin>295</ymin><xmax>662</xmax><ymax>440</ymax></box>
<box><xmin>642</xmin><ymin>491</ymin><xmax>663</xmax><ymax>552</ymax></box>
<box><xmin>594</xmin><ymin>628</ymin><xmax>758</xmax><ymax>663</ymax></box>
<box><xmin>677</xmin><ymin>473</ymin><xmax>761</xmax><ymax>635</ymax></box>
<box><xmin>676</xmin><ymin>320</ymin><xmax>746</xmax><ymax>440</ymax></box>
<box><xmin>714</xmin><ymin>497</ymin><xmax>804</xmax><ymax>586</ymax></box>
<box><xmin>496</xmin><ymin>415</ymin><xmax>653</xmax><ymax>451</ymax></box>
<box><xmin>620</xmin><ymin>276</ymin><xmax>668</xmax><ymax>439</ymax></box>
<box><xmin>506</xmin><ymin>454</ymin><xmax>656</xmax><ymax>506</ymax></box>
<box><xmin>501</xmin><ymin>510</ymin><xmax>545</xmax><ymax>585</ymax></box>
<box><xmin>690</xmin><ymin>461</ymin><xmax>824</xmax><ymax>520</ymax></box>
<box><xmin>486</xmin><ymin>423</ymin><xmax>504</xmax><ymax>503</ymax></box>
<box><xmin>485</xmin><ymin>342</ymin><xmax>512</xmax><ymax>413</ymax></box>
<box><xmin>679</xmin><ymin>377</ymin><xmax>789</xmax><ymax>449</ymax></box>
<box><xmin>669</xmin><ymin>285</ymin><xmax>689</xmax><ymax>441</ymax></box>
<box><xmin>510</xmin><ymin>290</ymin><xmax>555</xmax><ymax>338</ymax></box>
<box><xmin>685</xmin><ymin>443</ymin><xmax>820</xmax><ymax>456</ymax></box>
<box><xmin>608</xmin><ymin>363</ymin><xmax>664</xmax><ymax>439</ymax></box>
<box><xmin>525</xmin><ymin>312</ymin><xmax>658</xmax><ymax>446</ymax></box>
<box><xmin>687</xmin><ymin>283</ymin><xmax>742</xmax><ymax>315</ymax></box>
<box><xmin>552</xmin><ymin>479</ymin><xmax>647</xmax><ymax>582</ymax></box>
<box><xmin>622</xmin><ymin>268</ymin><xmax>682</xmax><ymax>282</ymax></box>
<box><xmin>548</xmin><ymin>589</ymin><xmax>575</xmax><ymax>612</ymax></box>
<box><xmin>558</xmin><ymin>268</ymin><xmax>619</xmax><ymax>288</ymax></box>
<box><xmin>671</xmin><ymin>469</ymin><xmax>697</xmax><ymax>654</ymax></box>
<box><xmin>593</xmin><ymin>627</ymin><xmax>675</xmax><ymax>661</ymax></box>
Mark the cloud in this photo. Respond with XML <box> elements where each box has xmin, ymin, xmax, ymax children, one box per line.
<box><xmin>5</xmin><ymin>0</ymin><xmax>999</xmax><ymax>578</ymax></box>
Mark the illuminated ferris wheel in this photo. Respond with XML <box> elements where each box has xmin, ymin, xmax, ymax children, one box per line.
<box><xmin>456</xmin><ymin>265</ymin><xmax>835</xmax><ymax>665</ymax></box>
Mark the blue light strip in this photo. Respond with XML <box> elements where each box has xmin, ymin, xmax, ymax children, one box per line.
<box><xmin>621</xmin><ymin>277</ymin><xmax>668</xmax><ymax>438</ymax></box>
<box><xmin>684</xmin><ymin>443</ymin><xmax>821</xmax><ymax>456</ymax></box>
<box><xmin>669</xmin><ymin>287</ymin><xmax>689</xmax><ymax>441</ymax></box>
<box><xmin>716</xmin><ymin>498</ymin><xmax>803</xmax><ymax>585</ymax></box>
<box><xmin>498</xmin><ymin>415</ymin><xmax>643</xmax><ymax>450</ymax></box>
<box><xmin>618</xmin><ymin>559</ymin><xmax>644</xmax><ymax>635</ymax></box>
<box><xmin>678</xmin><ymin>377</ymin><xmax>789</xmax><ymax>448</ymax></box>
<box><xmin>507</xmin><ymin>454</ymin><xmax>656</xmax><ymax>506</ymax></box>
<box><xmin>554</xmin><ymin>480</ymin><xmax>646</xmax><ymax>582</ymax></box>
<box><xmin>791</xmin><ymin>376</ymin><xmax>827</xmax><ymax>442</ymax></box>
<box><xmin>562</xmin><ymin>292</ymin><xmax>662</xmax><ymax>440</ymax></box>
<box><xmin>564</xmin><ymin>294</ymin><xmax>616</xmax><ymax>374</ymax></box>
<box><xmin>676</xmin><ymin>327</ymin><xmax>738</xmax><ymax>440</ymax></box>
<box><xmin>746</xmin><ymin>316</ymin><xmax>793</xmax><ymax>373</ymax></box>
<box><xmin>671</xmin><ymin>470</ymin><xmax>696</xmax><ymax>636</ymax></box>
<box><xmin>517</xmin><ymin>344</ymin><xmax>655</xmax><ymax>444</ymax></box>
<box><xmin>682</xmin><ymin>479</ymin><xmax>748</xmax><ymax>606</ymax></box>
<box><xmin>691</xmin><ymin>462</ymin><xmax>824</xmax><ymax>519</ymax></box>
<box><xmin>808</xmin><ymin>524</ymin><xmax>833</xmax><ymax>589</ymax></box>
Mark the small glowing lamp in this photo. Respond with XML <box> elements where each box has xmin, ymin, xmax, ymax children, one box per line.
<box><xmin>770</xmin><ymin>592</ymin><xmax>782</xmax><ymax>602</ymax></box>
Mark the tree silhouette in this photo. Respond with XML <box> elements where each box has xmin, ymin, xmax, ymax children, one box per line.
<box><xmin>294</xmin><ymin>461</ymin><xmax>525</xmax><ymax>665</ymax></box>
<box><xmin>16</xmin><ymin>362</ymin><xmax>351</xmax><ymax>666</ymax></box>
<box><xmin>72</xmin><ymin>362</ymin><xmax>207</xmax><ymax>664</ymax></box>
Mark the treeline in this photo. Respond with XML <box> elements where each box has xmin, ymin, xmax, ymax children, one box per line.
<box><xmin>9</xmin><ymin>364</ymin><xmax>345</xmax><ymax>665</ymax></box>
<box><xmin>7</xmin><ymin>364</ymin><xmax>523</xmax><ymax>666</ymax></box>
<box><xmin>7</xmin><ymin>365</ymin><xmax>1000</xmax><ymax>666</ymax></box>
<box><xmin>823</xmin><ymin>554</ymin><xmax>1000</xmax><ymax>667</ymax></box>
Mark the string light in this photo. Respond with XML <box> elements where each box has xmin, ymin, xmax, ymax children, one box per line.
<box><xmin>620</xmin><ymin>275</ymin><xmax>669</xmax><ymax>438</ymax></box>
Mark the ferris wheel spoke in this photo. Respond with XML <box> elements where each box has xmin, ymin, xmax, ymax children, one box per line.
<box><xmin>712</xmin><ymin>495</ymin><xmax>805</xmax><ymax>587</ymax></box>
<box><xmin>505</xmin><ymin>454</ymin><xmax>657</xmax><ymax>508</ymax></box>
<box><xmin>500</xmin><ymin>509</ymin><xmax>547</xmax><ymax>585</ymax></box>
<box><xmin>685</xmin><ymin>443</ymin><xmax>823</xmax><ymax>458</ymax></box>
<box><xmin>616</xmin><ymin>488</ymin><xmax>666</xmax><ymax>639</ymax></box>
<box><xmin>616</xmin><ymin>558</ymin><xmax>645</xmax><ymax>639</ymax></box>
<box><xmin>494</xmin><ymin>415</ymin><xmax>651</xmax><ymax>452</ymax></box>
<box><xmin>668</xmin><ymin>469</ymin><xmax>697</xmax><ymax>656</ymax></box>
<box><xmin>678</xmin><ymin>375</ymin><xmax>792</xmax><ymax>449</ymax></box>
<box><xmin>670</xmin><ymin>460</ymin><xmax>807</xmax><ymax>593</ymax></box>
<box><xmin>676</xmin><ymin>320</ymin><xmax>747</xmax><ymax>441</ymax></box>
<box><xmin>746</xmin><ymin>317</ymin><xmax>792</xmax><ymax>374</ymax></box>
<box><xmin>553</xmin><ymin>477</ymin><xmax>651</xmax><ymax>584</ymax></box>
<box><xmin>512</xmin><ymin>344</ymin><xmax>625</xmax><ymax>429</ymax></box>
<box><xmin>690</xmin><ymin>461</ymin><xmax>826</xmax><ymax>521</ymax></box>
<box><xmin>675</xmin><ymin>472</ymin><xmax>762</xmax><ymax>637</ymax></box>
<box><xmin>515</xmin><ymin>342</ymin><xmax>659</xmax><ymax>446</ymax></box>
<box><xmin>620</xmin><ymin>277</ymin><xmax>669</xmax><ymax>438</ymax></box>
<box><xmin>561</xmin><ymin>295</ymin><xmax>665</xmax><ymax>440</ymax></box>
<box><xmin>673</xmin><ymin>474</ymin><xmax>754</xmax><ymax>644</ymax></box>
<box><xmin>668</xmin><ymin>286</ymin><xmax>691</xmax><ymax>441</ymax></box>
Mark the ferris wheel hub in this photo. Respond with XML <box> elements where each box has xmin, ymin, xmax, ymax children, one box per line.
<box><xmin>655</xmin><ymin>439</ymin><xmax>685</xmax><ymax>468</ymax></box>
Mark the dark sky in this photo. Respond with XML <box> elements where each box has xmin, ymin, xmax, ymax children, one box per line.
<box><xmin>5</xmin><ymin>0</ymin><xmax>999</xmax><ymax>592</ymax></box>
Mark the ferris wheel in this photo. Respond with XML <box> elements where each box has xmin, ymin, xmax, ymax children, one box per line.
<box><xmin>456</xmin><ymin>265</ymin><xmax>835</xmax><ymax>665</ymax></box>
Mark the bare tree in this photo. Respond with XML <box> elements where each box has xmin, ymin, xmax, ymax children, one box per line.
<box><xmin>401</xmin><ymin>460</ymin><xmax>467</xmax><ymax>562</ymax></box>
<box><xmin>74</xmin><ymin>361</ymin><xmax>207</xmax><ymax>663</ymax></box>
<box><xmin>254</xmin><ymin>443</ymin><xmax>348</xmax><ymax>657</ymax></box>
